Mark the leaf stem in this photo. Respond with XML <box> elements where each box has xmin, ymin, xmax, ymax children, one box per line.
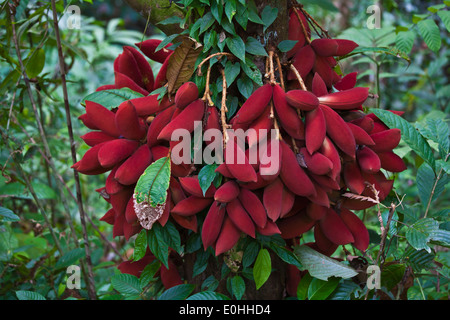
<box><xmin>424</xmin><ymin>153</ymin><xmax>449</xmax><ymax>218</ymax></box>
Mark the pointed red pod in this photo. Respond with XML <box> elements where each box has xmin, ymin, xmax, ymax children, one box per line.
<box><xmin>311</xmin><ymin>73</ymin><xmax>328</xmax><ymax>97</ymax></box>
<box><xmin>113</xmin><ymin>213</ymin><xmax>125</xmax><ymax>238</ymax></box>
<box><xmin>259</xmin><ymin>138</ymin><xmax>282</xmax><ymax>181</ymax></box>
<box><xmin>215</xmin><ymin>163</ymin><xmax>234</xmax><ymax>178</ymax></box>
<box><xmin>306</xmin><ymin>202</ymin><xmax>327</xmax><ymax>221</ymax></box>
<box><xmin>357</xmin><ymin>146</ymin><xmax>381</xmax><ymax>173</ymax></box>
<box><xmin>350</xmin><ymin>115</ymin><xmax>374</xmax><ymax>134</ymax></box>
<box><xmin>378</xmin><ymin>151</ymin><xmax>406</xmax><ymax>172</ymax></box>
<box><xmin>81</xmin><ymin>131</ymin><xmax>116</xmax><ymax>147</ymax></box>
<box><xmin>106</xmin><ymin>165</ymin><xmax>124</xmax><ymax>195</ymax></box>
<box><xmin>305</xmin><ymin>103</ymin><xmax>326</xmax><ymax>154</ymax></box>
<box><xmin>334</xmin><ymin>72</ymin><xmax>357</xmax><ymax>91</ymax></box>
<box><xmin>115</xmin><ymin>101</ymin><xmax>147</xmax><ymax>140</ymax></box>
<box><xmin>100</xmin><ymin>208</ymin><xmax>116</xmax><ymax>225</ymax></box>
<box><xmin>238</xmin><ymin>188</ymin><xmax>267</xmax><ymax>228</ymax></box>
<box><xmin>285</xmin><ymin>90</ymin><xmax>320</xmax><ymax>111</ymax></box>
<box><xmin>169</xmin><ymin>176</ymin><xmax>187</xmax><ymax>205</ymax></box>
<box><xmin>279</xmin><ymin>140</ymin><xmax>316</xmax><ymax>197</ymax></box>
<box><xmin>247</xmin><ymin>106</ymin><xmax>272</xmax><ymax>148</ymax></box>
<box><xmin>234</xmin><ymin>83</ymin><xmax>273</xmax><ymax>124</ymax></box>
<box><xmin>214</xmin><ymin>216</ymin><xmax>241</xmax><ymax>256</ymax></box>
<box><xmin>339</xmin><ymin>208</ymin><xmax>369</xmax><ymax>251</ymax></box>
<box><xmin>343</xmin><ymin>161</ymin><xmax>366</xmax><ymax>194</ymax></box>
<box><xmin>202</xmin><ymin>201</ymin><xmax>226</xmax><ymax>250</ymax></box>
<box><xmin>135</xmin><ymin>39</ymin><xmax>173</xmax><ymax>64</ymax></box>
<box><xmin>319</xmin><ymin>104</ymin><xmax>356</xmax><ymax>158</ymax></box>
<box><xmin>287</xmin><ymin>8</ymin><xmax>310</xmax><ymax>58</ymax></box>
<box><xmin>318</xmin><ymin>87</ymin><xmax>369</xmax><ymax>111</ymax></box>
<box><xmin>78</xmin><ymin>113</ymin><xmax>99</xmax><ymax>130</ymax></box>
<box><xmin>346</xmin><ymin>122</ymin><xmax>375</xmax><ymax>146</ymax></box>
<box><xmin>205</xmin><ymin>106</ymin><xmax>221</xmax><ymax>146</ymax></box>
<box><xmin>300</xmin><ymin>147</ymin><xmax>333</xmax><ymax>175</ymax></box>
<box><xmin>123</xmin><ymin>46</ymin><xmax>154</xmax><ymax>92</ymax></box>
<box><xmin>97</xmin><ymin>139</ymin><xmax>140</xmax><ymax>168</ymax></box>
<box><xmin>96</xmin><ymin>84</ymin><xmax>116</xmax><ymax>91</ymax></box>
<box><xmin>172</xmin><ymin>213</ymin><xmax>198</xmax><ymax>232</ymax></box>
<box><xmin>277</xmin><ymin>211</ymin><xmax>315</xmax><ymax>239</ymax></box>
<box><xmin>312</xmin><ymin>56</ymin><xmax>337</xmax><ymax>88</ymax></box>
<box><xmin>314</xmin><ymin>224</ymin><xmax>339</xmax><ymax>257</ymax></box>
<box><xmin>146</xmin><ymin>105</ymin><xmax>175</xmax><ymax>148</ymax></box>
<box><xmin>110</xmin><ymin>187</ymin><xmax>134</xmax><ymax>218</ymax></box>
<box><xmin>369</xmin><ymin>129</ymin><xmax>401</xmax><ymax>153</ymax></box>
<box><xmin>257</xmin><ymin>219</ymin><xmax>281</xmax><ymax>236</ymax></box>
<box><xmin>85</xmin><ymin>100</ymin><xmax>120</xmax><ymax>137</ymax></box>
<box><xmin>157</xmin><ymin>99</ymin><xmax>205</xmax><ymax>141</ymax></box>
<box><xmin>114</xmin><ymin>71</ymin><xmax>149</xmax><ymax>96</ymax></box>
<box><xmin>289</xmin><ymin>45</ymin><xmax>315</xmax><ymax>80</ymax></box>
<box><xmin>157</xmin><ymin>191</ymin><xmax>171</xmax><ymax>227</ymax></box>
<box><xmin>281</xmin><ymin>187</ymin><xmax>295</xmax><ymax>217</ymax></box>
<box><xmin>307</xmin><ymin>181</ymin><xmax>330</xmax><ymax>208</ymax></box>
<box><xmin>319</xmin><ymin>208</ymin><xmax>354</xmax><ymax>245</ymax></box>
<box><xmin>334</xmin><ymin>39</ymin><xmax>359</xmax><ymax>56</ymax></box>
<box><xmin>226</xmin><ymin>198</ymin><xmax>256</xmax><ymax>238</ymax></box>
<box><xmin>224</xmin><ymin>138</ymin><xmax>258</xmax><ymax>183</ymax></box>
<box><xmin>160</xmin><ymin>260</ymin><xmax>183</xmax><ymax>290</ymax></box>
<box><xmin>318</xmin><ymin>137</ymin><xmax>341</xmax><ymax>182</ymax></box>
<box><xmin>171</xmin><ymin>196</ymin><xmax>213</xmax><ymax>216</ymax></box>
<box><xmin>179</xmin><ymin>176</ymin><xmax>215</xmax><ymax>198</ymax></box>
<box><xmin>115</xmin><ymin>144</ymin><xmax>153</xmax><ymax>185</ymax></box>
<box><xmin>72</xmin><ymin>142</ymin><xmax>106</xmax><ymax>174</ymax></box>
<box><xmin>125</xmin><ymin>196</ymin><xmax>138</xmax><ymax>224</ymax></box>
<box><xmin>175</xmin><ymin>81</ymin><xmax>199</xmax><ymax>110</ymax></box>
<box><xmin>273</xmin><ymin>84</ymin><xmax>305</xmax><ymax>140</ymax></box>
<box><xmin>238</xmin><ymin>171</ymin><xmax>272</xmax><ymax>190</ymax></box>
<box><xmin>154</xmin><ymin>52</ymin><xmax>172</xmax><ymax>90</ymax></box>
<box><xmin>129</xmin><ymin>94</ymin><xmax>174</xmax><ymax>117</ymax></box>
<box><xmin>214</xmin><ymin>180</ymin><xmax>240</xmax><ymax>203</ymax></box>
<box><xmin>310</xmin><ymin>38</ymin><xmax>339</xmax><ymax>57</ymax></box>
<box><xmin>309</xmin><ymin>173</ymin><xmax>340</xmax><ymax>191</ymax></box>
<box><xmin>263</xmin><ymin>178</ymin><xmax>284</xmax><ymax>221</ymax></box>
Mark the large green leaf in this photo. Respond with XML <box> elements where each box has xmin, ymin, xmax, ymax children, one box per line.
<box><xmin>417</xmin><ymin>162</ymin><xmax>447</xmax><ymax>208</ymax></box>
<box><xmin>16</xmin><ymin>290</ymin><xmax>46</xmax><ymax>300</ymax></box>
<box><xmin>186</xmin><ymin>291</ymin><xmax>230</xmax><ymax>300</ymax></box>
<box><xmin>307</xmin><ymin>277</ymin><xmax>340</xmax><ymax>300</ymax></box>
<box><xmin>131</xmin><ymin>229</ymin><xmax>148</xmax><ymax>262</ymax></box>
<box><xmin>371</xmin><ymin>109</ymin><xmax>436</xmax><ymax>169</ymax></box>
<box><xmin>230</xmin><ymin>275</ymin><xmax>246</xmax><ymax>300</ymax></box>
<box><xmin>395</xmin><ymin>30</ymin><xmax>415</xmax><ymax>54</ymax></box>
<box><xmin>82</xmin><ymin>88</ymin><xmax>144</xmax><ymax>109</ymax></box>
<box><xmin>111</xmin><ymin>273</ymin><xmax>141</xmax><ymax>296</ymax></box>
<box><xmin>0</xmin><ymin>206</ymin><xmax>19</xmax><ymax>222</ymax></box>
<box><xmin>158</xmin><ymin>284</ymin><xmax>195</xmax><ymax>300</ymax></box>
<box><xmin>438</xmin><ymin>10</ymin><xmax>450</xmax><ymax>32</ymax></box>
<box><xmin>253</xmin><ymin>248</ymin><xmax>271</xmax><ymax>289</ymax></box>
<box><xmin>405</xmin><ymin>218</ymin><xmax>440</xmax><ymax>252</ymax></box>
<box><xmin>294</xmin><ymin>246</ymin><xmax>358</xmax><ymax>281</ymax></box>
<box><xmin>417</xmin><ymin>19</ymin><xmax>442</xmax><ymax>53</ymax></box>
<box><xmin>134</xmin><ymin>157</ymin><xmax>171</xmax><ymax>207</ymax></box>
<box><xmin>55</xmin><ymin>248</ymin><xmax>86</xmax><ymax>269</ymax></box>
<box><xmin>226</xmin><ymin>36</ymin><xmax>246</xmax><ymax>61</ymax></box>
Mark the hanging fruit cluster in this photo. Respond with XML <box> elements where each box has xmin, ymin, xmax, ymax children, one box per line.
<box><xmin>74</xmin><ymin>4</ymin><xmax>406</xmax><ymax>295</ymax></box>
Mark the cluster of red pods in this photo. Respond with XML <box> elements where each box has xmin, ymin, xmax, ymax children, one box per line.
<box><xmin>74</xmin><ymin>7</ymin><xmax>406</xmax><ymax>293</ymax></box>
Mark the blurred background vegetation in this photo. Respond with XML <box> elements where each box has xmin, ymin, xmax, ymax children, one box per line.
<box><xmin>0</xmin><ymin>0</ymin><xmax>448</xmax><ymax>300</ymax></box>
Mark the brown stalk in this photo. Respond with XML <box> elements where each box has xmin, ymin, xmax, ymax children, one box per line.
<box><xmin>197</xmin><ymin>52</ymin><xmax>234</xmax><ymax>76</ymax></box>
<box><xmin>219</xmin><ymin>68</ymin><xmax>230</xmax><ymax>146</ymax></box>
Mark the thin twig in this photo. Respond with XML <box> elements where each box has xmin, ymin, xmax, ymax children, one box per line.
<box><xmin>289</xmin><ymin>64</ymin><xmax>307</xmax><ymax>91</ymax></box>
<box><xmin>201</xmin><ymin>64</ymin><xmax>215</xmax><ymax>106</ymax></box>
<box><xmin>268</xmin><ymin>50</ymin><xmax>276</xmax><ymax>85</ymax></box>
<box><xmin>197</xmin><ymin>52</ymin><xmax>234</xmax><ymax>76</ymax></box>
<box><xmin>219</xmin><ymin>68</ymin><xmax>229</xmax><ymax>146</ymax></box>
<box><xmin>274</xmin><ymin>53</ymin><xmax>285</xmax><ymax>91</ymax></box>
<box><xmin>424</xmin><ymin>153</ymin><xmax>449</xmax><ymax>218</ymax></box>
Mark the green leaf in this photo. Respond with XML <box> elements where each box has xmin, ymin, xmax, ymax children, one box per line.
<box><xmin>300</xmin><ymin>0</ymin><xmax>339</xmax><ymax>12</ymax></box>
<box><xmin>224</xmin><ymin>61</ymin><xmax>240</xmax><ymax>87</ymax></box>
<box><xmin>437</xmin><ymin>10</ymin><xmax>450</xmax><ymax>32</ymax></box>
<box><xmin>25</xmin><ymin>48</ymin><xmax>45</xmax><ymax>79</ymax></box>
<box><xmin>157</xmin><ymin>16</ymin><xmax>183</xmax><ymax>26</ymax></box>
<box><xmin>82</xmin><ymin>88</ymin><xmax>144</xmax><ymax>109</ymax></box>
<box><xmin>132</xmin><ymin>229</ymin><xmax>148</xmax><ymax>262</ymax></box>
<box><xmin>294</xmin><ymin>245</ymin><xmax>358</xmax><ymax>281</ymax></box>
<box><xmin>395</xmin><ymin>30</ymin><xmax>415</xmax><ymax>54</ymax></box>
<box><xmin>55</xmin><ymin>248</ymin><xmax>86</xmax><ymax>269</ymax></box>
<box><xmin>240</xmin><ymin>59</ymin><xmax>263</xmax><ymax>86</ymax></box>
<box><xmin>139</xmin><ymin>260</ymin><xmax>161</xmax><ymax>288</ymax></box>
<box><xmin>371</xmin><ymin>109</ymin><xmax>436</xmax><ymax>169</ymax></box>
<box><xmin>230</xmin><ymin>275</ymin><xmax>246</xmax><ymax>300</ymax></box>
<box><xmin>226</xmin><ymin>36</ymin><xmax>246</xmax><ymax>61</ymax></box>
<box><xmin>237</xmin><ymin>75</ymin><xmax>254</xmax><ymax>99</ymax></box>
<box><xmin>404</xmin><ymin>247</ymin><xmax>435</xmax><ymax>272</ymax></box>
<box><xmin>224</xmin><ymin>0</ymin><xmax>237</xmax><ymax>23</ymax></box>
<box><xmin>0</xmin><ymin>206</ymin><xmax>19</xmax><ymax>222</ymax></box>
<box><xmin>329</xmin><ymin>280</ymin><xmax>361</xmax><ymax>300</ymax></box>
<box><xmin>253</xmin><ymin>248</ymin><xmax>271</xmax><ymax>289</ymax></box>
<box><xmin>247</xmin><ymin>0</ymin><xmax>264</xmax><ymax>25</ymax></box>
<box><xmin>341</xmin><ymin>46</ymin><xmax>411</xmax><ymax>64</ymax></box>
<box><xmin>417</xmin><ymin>19</ymin><xmax>441</xmax><ymax>53</ymax></box>
<box><xmin>158</xmin><ymin>284</ymin><xmax>195</xmax><ymax>300</ymax></box>
<box><xmin>415</xmin><ymin>117</ymin><xmax>449</xmax><ymax>158</ymax></box>
<box><xmin>269</xmin><ymin>244</ymin><xmax>303</xmax><ymax>269</ymax></box>
<box><xmin>245</xmin><ymin>37</ymin><xmax>268</xmax><ymax>56</ymax></box>
<box><xmin>417</xmin><ymin>163</ymin><xmax>447</xmax><ymax>208</ymax></box>
<box><xmin>147</xmin><ymin>226</ymin><xmax>170</xmax><ymax>268</ymax></box>
<box><xmin>111</xmin><ymin>273</ymin><xmax>141</xmax><ymax>296</ymax></box>
<box><xmin>261</xmin><ymin>6</ymin><xmax>278</xmax><ymax>33</ymax></box>
<box><xmin>242</xmin><ymin>240</ymin><xmax>260</xmax><ymax>268</ymax></box>
<box><xmin>278</xmin><ymin>40</ymin><xmax>298</xmax><ymax>53</ymax></box>
<box><xmin>210</xmin><ymin>0</ymin><xmax>223</xmax><ymax>23</ymax></box>
<box><xmin>186</xmin><ymin>291</ymin><xmax>230</xmax><ymax>300</ymax></box>
<box><xmin>381</xmin><ymin>264</ymin><xmax>405</xmax><ymax>291</ymax></box>
<box><xmin>16</xmin><ymin>290</ymin><xmax>46</xmax><ymax>300</ymax></box>
<box><xmin>198</xmin><ymin>164</ymin><xmax>219</xmax><ymax>196</ymax></box>
<box><xmin>427</xmin><ymin>4</ymin><xmax>446</xmax><ymax>13</ymax></box>
<box><xmin>405</xmin><ymin>218</ymin><xmax>440</xmax><ymax>252</ymax></box>
<box><xmin>296</xmin><ymin>272</ymin><xmax>313</xmax><ymax>300</ymax></box>
<box><xmin>134</xmin><ymin>157</ymin><xmax>171</xmax><ymax>207</ymax></box>
<box><xmin>155</xmin><ymin>33</ymin><xmax>179</xmax><ymax>52</ymax></box>
<box><xmin>307</xmin><ymin>277</ymin><xmax>340</xmax><ymax>300</ymax></box>
<box><xmin>200</xmin><ymin>12</ymin><xmax>215</xmax><ymax>34</ymax></box>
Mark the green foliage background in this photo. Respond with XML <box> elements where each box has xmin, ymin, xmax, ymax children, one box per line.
<box><xmin>0</xmin><ymin>0</ymin><xmax>448</xmax><ymax>300</ymax></box>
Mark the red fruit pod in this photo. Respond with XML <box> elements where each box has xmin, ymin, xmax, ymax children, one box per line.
<box><xmin>100</xmin><ymin>208</ymin><xmax>116</xmax><ymax>225</ymax></box>
<box><xmin>96</xmin><ymin>84</ymin><xmax>116</xmax><ymax>91</ymax></box>
<box><xmin>115</xmin><ymin>101</ymin><xmax>147</xmax><ymax>140</ymax></box>
<box><xmin>204</xmin><ymin>105</ymin><xmax>221</xmax><ymax>144</ymax></box>
<box><xmin>306</xmin><ymin>202</ymin><xmax>327</xmax><ymax>221</ymax></box>
<box><xmin>179</xmin><ymin>176</ymin><xmax>215</xmax><ymax>198</ymax></box>
<box><xmin>290</xmin><ymin>45</ymin><xmax>315</xmax><ymax>80</ymax></box>
<box><xmin>114</xmin><ymin>71</ymin><xmax>149</xmax><ymax>96</ymax></box>
<box><xmin>309</xmin><ymin>173</ymin><xmax>340</xmax><ymax>191</ymax></box>
<box><xmin>130</xmin><ymin>95</ymin><xmax>174</xmax><ymax>117</ymax></box>
<box><xmin>214</xmin><ymin>216</ymin><xmax>241</xmax><ymax>256</ymax></box>
<box><xmin>318</xmin><ymin>137</ymin><xmax>341</xmax><ymax>182</ymax></box>
<box><xmin>256</xmin><ymin>219</ymin><xmax>281</xmax><ymax>236</ymax></box>
<box><xmin>97</xmin><ymin>139</ymin><xmax>140</xmax><ymax>168</ymax></box>
<box><xmin>377</xmin><ymin>151</ymin><xmax>406</xmax><ymax>172</ymax></box>
<box><xmin>357</xmin><ymin>146</ymin><xmax>381</xmax><ymax>173</ymax></box>
<box><xmin>285</xmin><ymin>90</ymin><xmax>320</xmax><ymax>111</ymax></box>
<box><xmin>282</xmin><ymin>196</ymin><xmax>310</xmax><ymax>218</ymax></box>
<box><xmin>247</xmin><ymin>106</ymin><xmax>272</xmax><ymax>148</ymax></box>
<box><xmin>312</xmin><ymin>56</ymin><xmax>339</xmax><ymax>88</ymax></box>
<box><xmin>346</xmin><ymin>122</ymin><xmax>375</xmax><ymax>146</ymax></box>
<box><xmin>339</xmin><ymin>208</ymin><xmax>369</xmax><ymax>252</ymax></box>
<box><xmin>238</xmin><ymin>188</ymin><xmax>267</xmax><ymax>228</ymax></box>
<box><xmin>72</xmin><ymin>142</ymin><xmax>106</xmax><ymax>174</ymax></box>
<box><xmin>350</xmin><ymin>115</ymin><xmax>374</xmax><ymax>134</ymax></box>
<box><xmin>154</xmin><ymin>52</ymin><xmax>172</xmax><ymax>90</ymax></box>
<box><xmin>169</xmin><ymin>176</ymin><xmax>187</xmax><ymax>205</ymax></box>
<box><xmin>334</xmin><ymin>72</ymin><xmax>357</xmax><ymax>91</ymax></box>
<box><xmin>171</xmin><ymin>196</ymin><xmax>213</xmax><ymax>216</ymax></box>
<box><xmin>135</xmin><ymin>39</ymin><xmax>173</xmax><ymax>64</ymax></box>
<box><xmin>160</xmin><ymin>260</ymin><xmax>183</xmax><ymax>290</ymax></box>
<box><xmin>314</xmin><ymin>224</ymin><xmax>339</xmax><ymax>256</ymax></box>
<box><xmin>106</xmin><ymin>165</ymin><xmax>124</xmax><ymax>195</ymax></box>
<box><xmin>369</xmin><ymin>129</ymin><xmax>401</xmax><ymax>153</ymax></box>
<box><xmin>279</xmin><ymin>140</ymin><xmax>316</xmax><ymax>197</ymax></box>
<box><xmin>147</xmin><ymin>105</ymin><xmax>176</xmax><ymax>148</ymax></box>
<box><xmin>226</xmin><ymin>198</ymin><xmax>256</xmax><ymax>238</ymax></box>
<box><xmin>80</xmin><ymin>131</ymin><xmax>116</xmax><ymax>147</ymax></box>
<box><xmin>281</xmin><ymin>187</ymin><xmax>295</xmax><ymax>217</ymax></box>
<box><xmin>224</xmin><ymin>137</ymin><xmax>258</xmax><ymax>183</ymax></box>
<box><xmin>318</xmin><ymin>87</ymin><xmax>369</xmax><ymax>110</ymax></box>
<box><xmin>78</xmin><ymin>113</ymin><xmax>99</xmax><ymax>130</ymax></box>
<box><xmin>214</xmin><ymin>180</ymin><xmax>240</xmax><ymax>203</ymax></box>
<box><xmin>234</xmin><ymin>83</ymin><xmax>273</xmax><ymax>124</ymax></box>
<box><xmin>259</xmin><ymin>138</ymin><xmax>282</xmax><ymax>180</ymax></box>
<box><xmin>238</xmin><ymin>170</ymin><xmax>273</xmax><ymax>190</ymax></box>
<box><xmin>320</xmin><ymin>104</ymin><xmax>356</xmax><ymax>158</ymax></box>
<box><xmin>300</xmin><ymin>147</ymin><xmax>333</xmax><ymax>175</ymax></box>
<box><xmin>343</xmin><ymin>161</ymin><xmax>366</xmax><ymax>195</ymax></box>
<box><xmin>311</xmin><ymin>39</ymin><xmax>358</xmax><ymax>57</ymax></box>
<box><xmin>307</xmin><ymin>181</ymin><xmax>330</xmax><ymax>208</ymax></box>
<box><xmin>175</xmin><ymin>81</ymin><xmax>199</xmax><ymax>110</ymax></box>
<box><xmin>305</xmin><ymin>102</ymin><xmax>326</xmax><ymax>154</ymax></box>
<box><xmin>263</xmin><ymin>178</ymin><xmax>284</xmax><ymax>221</ymax></box>
<box><xmin>215</xmin><ymin>163</ymin><xmax>234</xmax><ymax>178</ymax></box>
<box><xmin>125</xmin><ymin>196</ymin><xmax>138</xmax><ymax>224</ymax></box>
<box><xmin>115</xmin><ymin>144</ymin><xmax>153</xmax><ymax>185</ymax></box>
<box><xmin>158</xmin><ymin>191</ymin><xmax>171</xmax><ymax>227</ymax></box>
<box><xmin>85</xmin><ymin>100</ymin><xmax>120</xmax><ymax>137</ymax></box>
<box><xmin>273</xmin><ymin>84</ymin><xmax>305</xmax><ymax>140</ymax></box>
<box><xmin>202</xmin><ymin>201</ymin><xmax>226</xmax><ymax>250</ymax></box>
<box><xmin>110</xmin><ymin>187</ymin><xmax>134</xmax><ymax>218</ymax></box>
<box><xmin>311</xmin><ymin>72</ymin><xmax>328</xmax><ymax>97</ymax></box>
<box><xmin>319</xmin><ymin>208</ymin><xmax>354</xmax><ymax>245</ymax></box>
<box><xmin>277</xmin><ymin>211</ymin><xmax>315</xmax><ymax>239</ymax></box>
<box><xmin>123</xmin><ymin>46</ymin><xmax>155</xmax><ymax>92</ymax></box>
<box><xmin>287</xmin><ymin>8</ymin><xmax>310</xmax><ymax>58</ymax></box>
<box><xmin>157</xmin><ymin>99</ymin><xmax>205</xmax><ymax>141</ymax></box>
